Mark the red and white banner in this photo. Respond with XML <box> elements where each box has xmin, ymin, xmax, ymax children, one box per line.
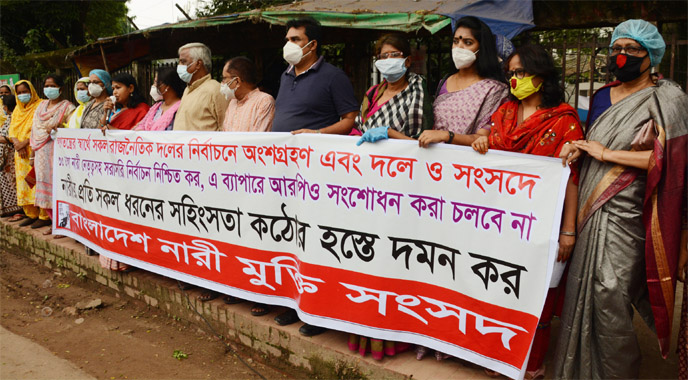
<box><xmin>53</xmin><ymin>129</ymin><xmax>569</xmax><ymax>379</ymax></box>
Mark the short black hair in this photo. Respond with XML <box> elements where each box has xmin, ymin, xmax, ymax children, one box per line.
<box><xmin>454</xmin><ymin>16</ymin><xmax>505</xmax><ymax>83</ymax></box>
<box><xmin>111</xmin><ymin>72</ymin><xmax>146</xmax><ymax>108</ymax></box>
<box><xmin>156</xmin><ymin>66</ymin><xmax>186</xmax><ymax>99</ymax></box>
<box><xmin>44</xmin><ymin>73</ymin><xmax>64</xmax><ymax>88</ymax></box>
<box><xmin>375</xmin><ymin>33</ymin><xmax>411</xmax><ymax>59</ymax></box>
<box><xmin>3</xmin><ymin>93</ymin><xmax>16</xmax><ymax>112</ymax></box>
<box><xmin>506</xmin><ymin>44</ymin><xmax>565</xmax><ymax>109</ymax></box>
<box><xmin>286</xmin><ymin>17</ymin><xmax>322</xmax><ymax>55</ymax></box>
<box><xmin>226</xmin><ymin>56</ymin><xmax>258</xmax><ymax>85</ymax></box>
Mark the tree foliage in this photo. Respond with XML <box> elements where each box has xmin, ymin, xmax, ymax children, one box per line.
<box><xmin>195</xmin><ymin>0</ymin><xmax>294</xmax><ymax>17</ymax></box>
<box><xmin>0</xmin><ymin>0</ymin><xmax>130</xmax><ymax>75</ymax></box>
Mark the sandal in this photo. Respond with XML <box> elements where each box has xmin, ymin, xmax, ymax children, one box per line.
<box><xmin>223</xmin><ymin>295</ymin><xmax>243</xmax><ymax>305</ymax></box>
<box><xmin>30</xmin><ymin>219</ymin><xmax>51</xmax><ymax>229</ymax></box>
<box><xmin>53</xmin><ymin>235</ymin><xmax>67</xmax><ymax>240</ymax></box>
<box><xmin>8</xmin><ymin>214</ymin><xmax>25</xmax><ymax>222</ymax></box>
<box><xmin>197</xmin><ymin>289</ymin><xmax>219</xmax><ymax>302</ymax></box>
<box><xmin>250</xmin><ymin>303</ymin><xmax>271</xmax><ymax>316</ymax></box>
<box><xmin>274</xmin><ymin>309</ymin><xmax>299</xmax><ymax>326</ymax></box>
<box><xmin>18</xmin><ymin>218</ymin><xmax>37</xmax><ymax>227</ymax></box>
<box><xmin>435</xmin><ymin>351</ymin><xmax>450</xmax><ymax>361</ymax></box>
<box><xmin>525</xmin><ymin>366</ymin><xmax>546</xmax><ymax>379</ymax></box>
<box><xmin>484</xmin><ymin>368</ymin><xmax>502</xmax><ymax>378</ymax></box>
<box><xmin>42</xmin><ymin>228</ymin><xmax>52</xmax><ymax>236</ymax></box>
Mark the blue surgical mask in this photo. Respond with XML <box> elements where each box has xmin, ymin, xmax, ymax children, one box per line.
<box><xmin>17</xmin><ymin>93</ymin><xmax>31</xmax><ymax>104</ymax></box>
<box><xmin>374</xmin><ymin>57</ymin><xmax>408</xmax><ymax>83</ymax></box>
<box><xmin>76</xmin><ymin>90</ymin><xmax>91</xmax><ymax>103</ymax></box>
<box><xmin>177</xmin><ymin>63</ymin><xmax>196</xmax><ymax>83</ymax></box>
<box><xmin>43</xmin><ymin>87</ymin><xmax>60</xmax><ymax>100</ymax></box>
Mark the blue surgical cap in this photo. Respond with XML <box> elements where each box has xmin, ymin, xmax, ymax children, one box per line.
<box><xmin>89</xmin><ymin>69</ymin><xmax>113</xmax><ymax>95</ymax></box>
<box><xmin>611</xmin><ymin>19</ymin><xmax>666</xmax><ymax>67</ymax></box>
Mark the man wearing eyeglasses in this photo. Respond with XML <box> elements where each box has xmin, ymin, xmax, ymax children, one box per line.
<box><xmin>272</xmin><ymin>17</ymin><xmax>359</xmax><ymax>134</ymax></box>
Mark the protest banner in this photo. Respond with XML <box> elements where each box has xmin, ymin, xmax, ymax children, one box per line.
<box><xmin>53</xmin><ymin>129</ymin><xmax>569</xmax><ymax>379</ymax></box>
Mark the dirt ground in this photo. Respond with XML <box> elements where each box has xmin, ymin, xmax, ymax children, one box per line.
<box><xmin>0</xmin><ymin>249</ymin><xmax>299</xmax><ymax>380</ymax></box>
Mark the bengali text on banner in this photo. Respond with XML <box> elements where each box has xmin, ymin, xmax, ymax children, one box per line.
<box><xmin>52</xmin><ymin>129</ymin><xmax>569</xmax><ymax>379</ymax></box>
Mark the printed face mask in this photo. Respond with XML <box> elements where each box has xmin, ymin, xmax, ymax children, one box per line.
<box><xmin>43</xmin><ymin>87</ymin><xmax>60</xmax><ymax>100</ymax></box>
<box><xmin>283</xmin><ymin>40</ymin><xmax>314</xmax><ymax>66</ymax></box>
<box><xmin>149</xmin><ymin>85</ymin><xmax>163</xmax><ymax>102</ymax></box>
<box><xmin>76</xmin><ymin>90</ymin><xmax>91</xmax><ymax>103</ymax></box>
<box><xmin>452</xmin><ymin>47</ymin><xmax>478</xmax><ymax>69</ymax></box>
<box><xmin>374</xmin><ymin>57</ymin><xmax>408</xmax><ymax>83</ymax></box>
<box><xmin>608</xmin><ymin>53</ymin><xmax>648</xmax><ymax>82</ymax></box>
<box><xmin>88</xmin><ymin>83</ymin><xmax>103</xmax><ymax>98</ymax></box>
<box><xmin>17</xmin><ymin>93</ymin><xmax>31</xmax><ymax>104</ymax></box>
<box><xmin>510</xmin><ymin>74</ymin><xmax>542</xmax><ymax>100</ymax></box>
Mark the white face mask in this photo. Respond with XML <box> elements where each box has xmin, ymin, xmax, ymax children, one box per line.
<box><xmin>88</xmin><ymin>83</ymin><xmax>103</xmax><ymax>98</ymax></box>
<box><xmin>452</xmin><ymin>47</ymin><xmax>479</xmax><ymax>69</ymax></box>
<box><xmin>150</xmin><ymin>85</ymin><xmax>163</xmax><ymax>102</ymax></box>
<box><xmin>283</xmin><ymin>40</ymin><xmax>314</xmax><ymax>66</ymax></box>
<box><xmin>374</xmin><ymin>57</ymin><xmax>408</xmax><ymax>83</ymax></box>
<box><xmin>219</xmin><ymin>78</ymin><xmax>238</xmax><ymax>100</ymax></box>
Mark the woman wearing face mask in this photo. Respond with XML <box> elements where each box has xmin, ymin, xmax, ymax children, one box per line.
<box><xmin>0</xmin><ymin>93</ymin><xmax>22</xmax><ymax>219</ymax></box>
<box><xmin>134</xmin><ymin>67</ymin><xmax>185</xmax><ymax>131</ymax></box>
<box><xmin>66</xmin><ymin>77</ymin><xmax>92</xmax><ymax>129</ymax></box>
<box><xmin>0</xmin><ymin>84</ymin><xmax>12</xmax><ymax>127</ymax></box>
<box><xmin>355</xmin><ymin>33</ymin><xmax>433</xmax><ymax>145</ymax></box>
<box><xmin>417</xmin><ymin>16</ymin><xmax>508</xmax><ymax>148</ymax></box>
<box><xmin>81</xmin><ymin>69</ymin><xmax>113</xmax><ymax>130</ymax></box>
<box><xmin>553</xmin><ymin>20</ymin><xmax>688</xmax><ymax>379</ymax></box>
<box><xmin>101</xmin><ymin>73</ymin><xmax>149</xmax><ymax>132</ymax></box>
<box><xmin>8</xmin><ymin>80</ymin><xmax>42</xmax><ymax>227</ymax></box>
<box><xmin>29</xmin><ymin>74</ymin><xmax>76</xmax><ymax>234</ymax></box>
<box><xmin>469</xmin><ymin>45</ymin><xmax>584</xmax><ymax>378</ymax></box>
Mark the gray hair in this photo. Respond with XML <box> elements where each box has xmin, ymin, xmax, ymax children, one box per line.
<box><xmin>178</xmin><ymin>42</ymin><xmax>212</xmax><ymax>71</ymax></box>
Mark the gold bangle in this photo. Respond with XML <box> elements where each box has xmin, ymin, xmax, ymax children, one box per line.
<box><xmin>560</xmin><ymin>231</ymin><xmax>576</xmax><ymax>236</ymax></box>
<box><xmin>601</xmin><ymin>148</ymin><xmax>606</xmax><ymax>162</ymax></box>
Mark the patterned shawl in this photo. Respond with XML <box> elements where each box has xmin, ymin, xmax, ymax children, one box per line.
<box><xmin>578</xmin><ymin>79</ymin><xmax>688</xmax><ymax>357</ymax></box>
<box><xmin>355</xmin><ymin>72</ymin><xmax>432</xmax><ymax>137</ymax></box>
<box><xmin>8</xmin><ymin>80</ymin><xmax>41</xmax><ymax>140</ymax></box>
<box><xmin>30</xmin><ymin>99</ymin><xmax>75</xmax><ymax>151</ymax></box>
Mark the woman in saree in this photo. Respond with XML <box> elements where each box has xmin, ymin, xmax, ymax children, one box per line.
<box><xmin>80</xmin><ymin>69</ymin><xmax>112</xmax><ymax>130</ymax></box>
<box><xmin>30</xmin><ymin>73</ymin><xmax>75</xmax><ymax>234</ymax></box>
<box><xmin>9</xmin><ymin>80</ymin><xmax>43</xmax><ymax>227</ymax></box>
<box><xmin>97</xmin><ymin>72</ymin><xmax>148</xmax><ymax>271</ymax></box>
<box><xmin>350</xmin><ymin>33</ymin><xmax>432</xmax><ymax>360</ymax></box>
<box><xmin>100</xmin><ymin>72</ymin><xmax>149</xmax><ymax>132</ymax></box>
<box><xmin>133</xmin><ymin>67</ymin><xmax>184</xmax><ymax>131</ymax></box>
<box><xmin>554</xmin><ymin>19</ymin><xmax>688</xmax><ymax>379</ymax></box>
<box><xmin>0</xmin><ymin>84</ymin><xmax>12</xmax><ymax>127</ymax></box>
<box><xmin>416</xmin><ymin>16</ymin><xmax>508</xmax><ymax>148</ymax></box>
<box><xmin>471</xmin><ymin>44</ymin><xmax>584</xmax><ymax>378</ymax></box>
<box><xmin>354</xmin><ymin>34</ymin><xmax>433</xmax><ymax>144</ymax></box>
<box><xmin>66</xmin><ymin>77</ymin><xmax>91</xmax><ymax>129</ymax></box>
<box><xmin>0</xmin><ymin>94</ymin><xmax>22</xmax><ymax>218</ymax></box>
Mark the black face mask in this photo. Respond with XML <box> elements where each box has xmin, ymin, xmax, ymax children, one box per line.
<box><xmin>608</xmin><ymin>53</ymin><xmax>649</xmax><ymax>82</ymax></box>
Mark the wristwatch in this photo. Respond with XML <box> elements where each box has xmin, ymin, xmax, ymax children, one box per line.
<box><xmin>446</xmin><ymin>131</ymin><xmax>455</xmax><ymax>144</ymax></box>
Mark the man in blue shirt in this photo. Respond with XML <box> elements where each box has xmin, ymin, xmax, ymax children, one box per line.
<box><xmin>272</xmin><ymin>18</ymin><xmax>359</xmax><ymax>337</ymax></box>
<box><xmin>272</xmin><ymin>17</ymin><xmax>359</xmax><ymax>134</ymax></box>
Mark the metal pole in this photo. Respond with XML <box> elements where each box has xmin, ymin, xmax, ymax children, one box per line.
<box><xmin>175</xmin><ymin>3</ymin><xmax>192</xmax><ymax>20</ymax></box>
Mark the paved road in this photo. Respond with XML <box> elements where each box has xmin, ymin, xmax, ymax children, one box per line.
<box><xmin>0</xmin><ymin>325</ymin><xmax>96</xmax><ymax>380</ymax></box>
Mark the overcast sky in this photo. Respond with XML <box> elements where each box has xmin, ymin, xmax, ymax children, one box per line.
<box><xmin>127</xmin><ymin>0</ymin><xmax>199</xmax><ymax>29</ymax></box>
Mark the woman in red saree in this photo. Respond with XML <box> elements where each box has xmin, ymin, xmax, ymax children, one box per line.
<box><xmin>100</xmin><ymin>72</ymin><xmax>149</xmax><ymax>132</ymax></box>
<box><xmin>471</xmin><ymin>44</ymin><xmax>584</xmax><ymax>379</ymax></box>
<box><xmin>98</xmin><ymin>72</ymin><xmax>149</xmax><ymax>272</ymax></box>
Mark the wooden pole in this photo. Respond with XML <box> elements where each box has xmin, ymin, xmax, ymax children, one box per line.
<box><xmin>99</xmin><ymin>44</ymin><xmax>110</xmax><ymax>72</ymax></box>
<box><xmin>175</xmin><ymin>3</ymin><xmax>192</xmax><ymax>20</ymax></box>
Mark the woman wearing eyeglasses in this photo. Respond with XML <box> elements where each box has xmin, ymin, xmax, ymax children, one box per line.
<box><xmin>417</xmin><ymin>16</ymin><xmax>508</xmax><ymax>148</ymax></box>
<box><xmin>553</xmin><ymin>20</ymin><xmax>688</xmax><ymax>379</ymax></box>
<box><xmin>354</xmin><ymin>33</ymin><xmax>433</xmax><ymax>144</ymax></box>
<box><xmin>469</xmin><ymin>44</ymin><xmax>584</xmax><ymax>378</ymax></box>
